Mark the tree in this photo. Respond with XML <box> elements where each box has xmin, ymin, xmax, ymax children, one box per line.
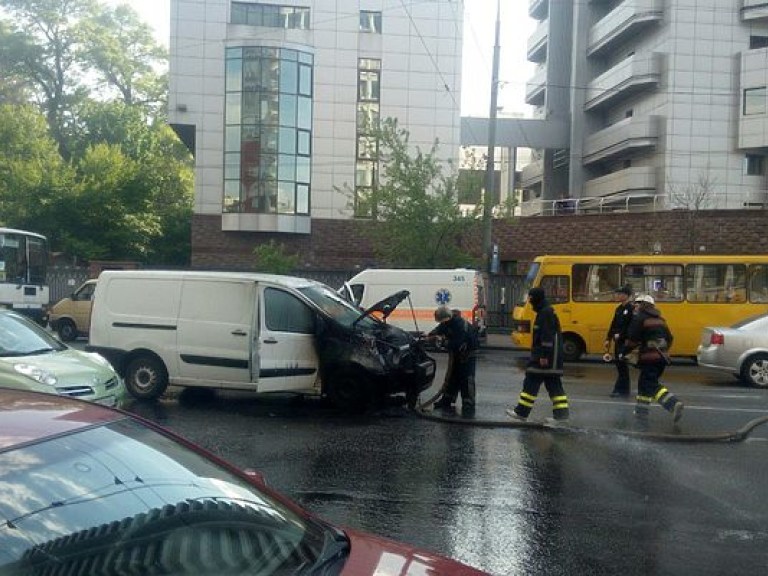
<box><xmin>253</xmin><ymin>240</ymin><xmax>299</xmax><ymax>274</ymax></box>
<box><xmin>0</xmin><ymin>103</ymin><xmax>75</xmax><ymax>235</ymax></box>
<box><xmin>340</xmin><ymin>118</ymin><xmax>479</xmax><ymax>268</ymax></box>
<box><xmin>0</xmin><ymin>0</ymin><xmax>97</xmax><ymax>156</ymax></box>
<box><xmin>79</xmin><ymin>3</ymin><xmax>167</xmax><ymax>114</ymax></box>
<box><xmin>667</xmin><ymin>170</ymin><xmax>718</xmax><ymax>254</ymax></box>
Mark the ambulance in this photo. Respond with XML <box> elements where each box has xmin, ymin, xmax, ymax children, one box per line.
<box><xmin>339</xmin><ymin>268</ymin><xmax>487</xmax><ymax>342</ymax></box>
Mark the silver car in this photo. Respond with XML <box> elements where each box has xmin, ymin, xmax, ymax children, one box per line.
<box><xmin>697</xmin><ymin>313</ymin><xmax>768</xmax><ymax>388</ymax></box>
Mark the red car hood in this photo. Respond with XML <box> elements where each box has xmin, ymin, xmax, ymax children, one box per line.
<box><xmin>341</xmin><ymin>527</ymin><xmax>488</xmax><ymax>575</ymax></box>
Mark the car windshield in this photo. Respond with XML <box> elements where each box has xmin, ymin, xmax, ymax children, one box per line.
<box><xmin>299</xmin><ymin>283</ymin><xmax>377</xmax><ymax>329</ymax></box>
<box><xmin>0</xmin><ymin>313</ymin><xmax>65</xmax><ymax>357</ymax></box>
<box><xmin>0</xmin><ymin>419</ymin><xmax>338</xmax><ymax>574</ymax></box>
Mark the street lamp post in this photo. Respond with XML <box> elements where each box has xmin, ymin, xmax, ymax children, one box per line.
<box><xmin>482</xmin><ymin>0</ymin><xmax>501</xmax><ymax>274</ymax></box>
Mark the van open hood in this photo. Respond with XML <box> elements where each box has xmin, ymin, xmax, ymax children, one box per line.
<box><xmin>359</xmin><ymin>290</ymin><xmax>410</xmax><ymax>323</ymax></box>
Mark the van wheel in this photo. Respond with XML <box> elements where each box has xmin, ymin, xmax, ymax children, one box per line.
<box><xmin>57</xmin><ymin>319</ymin><xmax>77</xmax><ymax>342</ymax></box>
<box><xmin>125</xmin><ymin>356</ymin><xmax>169</xmax><ymax>400</ymax></box>
<box><xmin>561</xmin><ymin>335</ymin><xmax>584</xmax><ymax>363</ymax></box>
<box><xmin>328</xmin><ymin>372</ymin><xmax>372</xmax><ymax>413</ymax></box>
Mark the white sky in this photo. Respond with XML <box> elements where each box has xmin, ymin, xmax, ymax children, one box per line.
<box><xmin>110</xmin><ymin>0</ymin><xmax>535</xmax><ymax>117</ymax></box>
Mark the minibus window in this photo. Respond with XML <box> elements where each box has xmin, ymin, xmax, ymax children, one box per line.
<box><xmin>540</xmin><ymin>276</ymin><xmax>569</xmax><ymax>304</ymax></box>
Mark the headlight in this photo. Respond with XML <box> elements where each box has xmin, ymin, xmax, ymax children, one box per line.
<box><xmin>14</xmin><ymin>363</ymin><xmax>58</xmax><ymax>386</ymax></box>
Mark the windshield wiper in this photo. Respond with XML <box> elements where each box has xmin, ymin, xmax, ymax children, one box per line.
<box><xmin>304</xmin><ymin>526</ymin><xmax>350</xmax><ymax>574</ymax></box>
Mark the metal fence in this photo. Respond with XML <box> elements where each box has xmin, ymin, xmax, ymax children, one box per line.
<box><xmin>44</xmin><ymin>266</ymin><xmax>524</xmax><ymax>330</ymax></box>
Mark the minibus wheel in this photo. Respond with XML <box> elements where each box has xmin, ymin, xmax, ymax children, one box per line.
<box><xmin>56</xmin><ymin>319</ymin><xmax>78</xmax><ymax>342</ymax></box>
<box><xmin>125</xmin><ymin>355</ymin><xmax>169</xmax><ymax>400</ymax></box>
<box><xmin>561</xmin><ymin>334</ymin><xmax>584</xmax><ymax>362</ymax></box>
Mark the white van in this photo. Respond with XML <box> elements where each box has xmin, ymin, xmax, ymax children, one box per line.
<box><xmin>88</xmin><ymin>271</ymin><xmax>435</xmax><ymax>410</ymax></box>
<box><xmin>339</xmin><ymin>268</ymin><xmax>487</xmax><ymax>340</ymax></box>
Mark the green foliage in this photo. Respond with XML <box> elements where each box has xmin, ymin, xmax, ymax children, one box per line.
<box><xmin>341</xmin><ymin>118</ymin><xmax>479</xmax><ymax>268</ymax></box>
<box><xmin>253</xmin><ymin>240</ymin><xmax>300</xmax><ymax>275</ymax></box>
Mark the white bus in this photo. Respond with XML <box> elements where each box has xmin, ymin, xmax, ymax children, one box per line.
<box><xmin>0</xmin><ymin>228</ymin><xmax>49</xmax><ymax>324</ymax></box>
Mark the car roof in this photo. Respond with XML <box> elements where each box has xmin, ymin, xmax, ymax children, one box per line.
<box><xmin>0</xmin><ymin>389</ymin><xmax>122</xmax><ymax>451</ymax></box>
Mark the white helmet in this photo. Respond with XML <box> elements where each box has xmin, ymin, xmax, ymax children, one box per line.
<box><xmin>634</xmin><ymin>294</ymin><xmax>655</xmax><ymax>305</ymax></box>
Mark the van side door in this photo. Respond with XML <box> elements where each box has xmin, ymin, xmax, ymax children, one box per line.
<box><xmin>257</xmin><ymin>285</ymin><xmax>319</xmax><ymax>393</ymax></box>
<box><xmin>176</xmin><ymin>280</ymin><xmax>255</xmax><ymax>385</ymax></box>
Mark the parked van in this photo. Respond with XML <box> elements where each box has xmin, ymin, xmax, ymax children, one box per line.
<box><xmin>47</xmin><ymin>279</ymin><xmax>96</xmax><ymax>341</ymax></box>
<box><xmin>88</xmin><ymin>271</ymin><xmax>436</xmax><ymax>410</ymax></box>
<box><xmin>339</xmin><ymin>268</ymin><xmax>487</xmax><ymax>340</ymax></box>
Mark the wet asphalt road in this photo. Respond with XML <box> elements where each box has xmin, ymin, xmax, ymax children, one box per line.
<box><xmin>121</xmin><ymin>349</ymin><xmax>768</xmax><ymax>576</ymax></box>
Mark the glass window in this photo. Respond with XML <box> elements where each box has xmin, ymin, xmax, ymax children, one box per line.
<box><xmin>299</xmin><ymin>65</ymin><xmax>312</xmax><ymax>96</ymax></box>
<box><xmin>357</xmin><ymin>135</ymin><xmax>378</xmax><ymax>160</ymax></box>
<box><xmin>360</xmin><ymin>10</ymin><xmax>382</xmax><ymax>33</ymax></box>
<box><xmin>260</xmin><ymin>154</ymin><xmax>277</xmax><ymax>181</ymax></box>
<box><xmin>745</xmin><ymin>154</ymin><xmax>764</xmax><ymax>176</ymax></box>
<box><xmin>278</xmin><ymin>154</ymin><xmax>295</xmax><ymax>181</ymax></box>
<box><xmin>358</xmin><ymin>69</ymin><xmax>380</xmax><ymax>101</ymax></box>
<box><xmin>743</xmin><ymin>87</ymin><xmax>766</xmax><ymax>116</ymax></box>
<box><xmin>540</xmin><ymin>276</ymin><xmax>569</xmax><ymax>304</ymax></box>
<box><xmin>262</xmin><ymin>5</ymin><xmax>280</xmax><ymax>27</ymax></box>
<box><xmin>297</xmin><ymin>130</ymin><xmax>311</xmax><ymax>155</ymax></box>
<box><xmin>260</xmin><ymin>94</ymin><xmax>279</xmax><ymax>124</ymax></box>
<box><xmin>225</xmin><ymin>93</ymin><xmax>241</xmax><ymax>124</ymax></box>
<box><xmin>243</xmin><ymin>59</ymin><xmax>260</xmax><ymax>91</ymax></box>
<box><xmin>226</xmin><ymin>58</ymin><xmax>242</xmax><ymax>92</ymax></box>
<box><xmin>279</xmin><ymin>94</ymin><xmax>297</xmax><ymax>127</ymax></box>
<box><xmin>749</xmin><ymin>264</ymin><xmax>768</xmax><ymax>303</ymax></box>
<box><xmin>231</xmin><ymin>2</ymin><xmax>247</xmax><ymax>24</ymax></box>
<box><xmin>297</xmin><ymin>184</ymin><xmax>309</xmax><ymax>214</ymax></box>
<box><xmin>279</xmin><ymin>127</ymin><xmax>296</xmax><ymax>154</ymax></box>
<box><xmin>264</xmin><ymin>288</ymin><xmax>315</xmax><ymax>333</ymax></box>
<box><xmin>297</xmin><ymin>96</ymin><xmax>312</xmax><ymax>130</ymax></box>
<box><xmin>262</xmin><ymin>126</ymin><xmax>278</xmax><ymax>153</ymax></box>
<box><xmin>624</xmin><ymin>264</ymin><xmax>683</xmax><ymax>302</ymax></box>
<box><xmin>277</xmin><ymin>181</ymin><xmax>295</xmax><ymax>214</ymax></box>
<box><xmin>572</xmin><ymin>264</ymin><xmax>621</xmax><ymax>301</ymax></box>
<box><xmin>225</xmin><ymin>126</ymin><xmax>241</xmax><ymax>152</ymax></box>
<box><xmin>354</xmin><ymin>187</ymin><xmax>374</xmax><ymax>218</ymax></box>
<box><xmin>280</xmin><ymin>60</ymin><xmax>297</xmax><ymax>93</ymax></box>
<box><xmin>224</xmin><ymin>152</ymin><xmax>241</xmax><ymax>179</ymax></box>
<box><xmin>686</xmin><ymin>264</ymin><xmax>747</xmax><ymax>303</ymax></box>
<box><xmin>356</xmin><ymin>160</ymin><xmax>376</xmax><ymax>187</ymax></box>
<box><xmin>357</xmin><ymin>103</ymin><xmax>379</xmax><ymax>133</ymax></box>
<box><xmin>296</xmin><ymin>156</ymin><xmax>310</xmax><ymax>183</ymax></box>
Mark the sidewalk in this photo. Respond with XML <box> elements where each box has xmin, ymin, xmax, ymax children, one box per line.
<box><xmin>484</xmin><ymin>331</ymin><xmax>516</xmax><ymax>350</ymax></box>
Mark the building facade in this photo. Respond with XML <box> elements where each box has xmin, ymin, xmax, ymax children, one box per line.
<box><xmin>520</xmin><ymin>0</ymin><xmax>768</xmax><ymax>215</ymax></box>
<box><xmin>168</xmin><ymin>0</ymin><xmax>464</xmax><ymax>242</ymax></box>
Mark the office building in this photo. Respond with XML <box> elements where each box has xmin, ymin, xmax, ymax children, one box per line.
<box><xmin>168</xmin><ymin>0</ymin><xmax>463</xmax><ymax>245</ymax></box>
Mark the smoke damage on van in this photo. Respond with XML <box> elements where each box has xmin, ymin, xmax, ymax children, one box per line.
<box><xmin>308</xmin><ymin>288</ymin><xmax>435</xmax><ymax>412</ymax></box>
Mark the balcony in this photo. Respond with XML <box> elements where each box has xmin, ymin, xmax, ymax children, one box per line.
<box><xmin>742</xmin><ymin>0</ymin><xmax>768</xmax><ymax>21</ymax></box>
<box><xmin>584</xmin><ymin>53</ymin><xmax>661</xmax><ymax>111</ymax></box>
<box><xmin>529</xmin><ymin>0</ymin><xmax>547</xmax><ymax>20</ymax></box>
<box><xmin>583</xmin><ymin>116</ymin><xmax>660</xmax><ymax>165</ymax></box>
<box><xmin>588</xmin><ymin>0</ymin><xmax>664</xmax><ymax>57</ymax></box>
<box><xmin>525</xmin><ymin>65</ymin><xmax>547</xmax><ymax>106</ymax></box>
<box><xmin>527</xmin><ymin>20</ymin><xmax>548</xmax><ymax>63</ymax></box>
<box><xmin>520</xmin><ymin>158</ymin><xmax>544</xmax><ymax>188</ymax></box>
<box><xmin>583</xmin><ymin>166</ymin><xmax>657</xmax><ymax>198</ymax></box>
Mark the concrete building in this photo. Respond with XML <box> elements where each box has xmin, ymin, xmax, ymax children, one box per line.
<box><xmin>168</xmin><ymin>0</ymin><xmax>463</xmax><ymax>243</ymax></box>
<box><xmin>516</xmin><ymin>0</ymin><xmax>768</xmax><ymax>215</ymax></box>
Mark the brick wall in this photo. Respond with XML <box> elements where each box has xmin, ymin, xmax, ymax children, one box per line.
<box><xmin>192</xmin><ymin>210</ymin><xmax>768</xmax><ymax>270</ymax></box>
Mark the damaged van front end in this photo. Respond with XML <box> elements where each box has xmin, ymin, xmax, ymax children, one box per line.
<box><xmin>299</xmin><ymin>286</ymin><xmax>436</xmax><ymax>411</ymax></box>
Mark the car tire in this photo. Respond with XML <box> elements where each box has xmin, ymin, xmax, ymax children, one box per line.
<box><xmin>561</xmin><ymin>334</ymin><xmax>584</xmax><ymax>362</ymax></box>
<box><xmin>741</xmin><ymin>353</ymin><xmax>768</xmax><ymax>389</ymax></box>
<box><xmin>125</xmin><ymin>355</ymin><xmax>169</xmax><ymax>400</ymax></box>
<box><xmin>328</xmin><ymin>371</ymin><xmax>373</xmax><ymax>413</ymax></box>
<box><xmin>57</xmin><ymin>319</ymin><xmax>78</xmax><ymax>342</ymax></box>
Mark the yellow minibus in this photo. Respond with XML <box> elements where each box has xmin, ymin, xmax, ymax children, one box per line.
<box><xmin>511</xmin><ymin>255</ymin><xmax>768</xmax><ymax>361</ymax></box>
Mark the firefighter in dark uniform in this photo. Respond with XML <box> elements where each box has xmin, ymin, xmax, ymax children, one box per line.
<box><xmin>428</xmin><ymin>306</ymin><xmax>478</xmax><ymax>414</ymax></box>
<box><xmin>622</xmin><ymin>294</ymin><xmax>684</xmax><ymax>422</ymax></box>
<box><xmin>506</xmin><ymin>287</ymin><xmax>569</xmax><ymax>423</ymax></box>
<box><xmin>604</xmin><ymin>285</ymin><xmax>634</xmax><ymax>397</ymax></box>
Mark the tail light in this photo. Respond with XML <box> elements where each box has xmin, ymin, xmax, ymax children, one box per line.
<box><xmin>515</xmin><ymin>320</ymin><xmax>531</xmax><ymax>334</ymax></box>
<box><xmin>710</xmin><ymin>331</ymin><xmax>725</xmax><ymax>346</ymax></box>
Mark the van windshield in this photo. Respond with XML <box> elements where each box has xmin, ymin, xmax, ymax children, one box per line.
<box><xmin>299</xmin><ymin>284</ymin><xmax>376</xmax><ymax>329</ymax></box>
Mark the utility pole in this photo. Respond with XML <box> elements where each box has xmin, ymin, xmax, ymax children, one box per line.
<box><xmin>482</xmin><ymin>0</ymin><xmax>501</xmax><ymax>273</ymax></box>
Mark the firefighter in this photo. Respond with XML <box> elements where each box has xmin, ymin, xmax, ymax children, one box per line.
<box><xmin>506</xmin><ymin>287</ymin><xmax>569</xmax><ymax>423</ymax></box>
<box><xmin>621</xmin><ymin>294</ymin><xmax>684</xmax><ymax>422</ymax></box>
<box><xmin>427</xmin><ymin>306</ymin><xmax>478</xmax><ymax>414</ymax></box>
<box><xmin>604</xmin><ymin>285</ymin><xmax>635</xmax><ymax>397</ymax></box>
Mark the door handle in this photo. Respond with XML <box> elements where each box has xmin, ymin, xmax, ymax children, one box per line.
<box><xmin>231</xmin><ymin>329</ymin><xmax>247</xmax><ymax>336</ymax></box>
<box><xmin>263</xmin><ymin>338</ymin><xmax>278</xmax><ymax>344</ymax></box>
